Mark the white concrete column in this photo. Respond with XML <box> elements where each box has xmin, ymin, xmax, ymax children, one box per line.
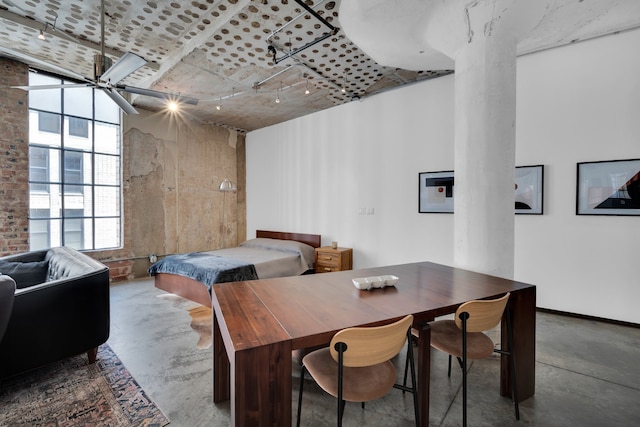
<box><xmin>339</xmin><ymin>0</ymin><xmax>549</xmax><ymax>279</ymax></box>
<box><xmin>453</xmin><ymin>33</ymin><xmax>517</xmax><ymax>279</ymax></box>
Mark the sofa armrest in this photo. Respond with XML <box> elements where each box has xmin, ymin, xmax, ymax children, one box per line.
<box><xmin>0</xmin><ymin>275</ymin><xmax>16</xmax><ymax>342</ymax></box>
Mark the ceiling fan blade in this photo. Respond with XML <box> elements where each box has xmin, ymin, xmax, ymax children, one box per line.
<box><xmin>0</xmin><ymin>45</ymin><xmax>87</xmax><ymax>81</ymax></box>
<box><xmin>100</xmin><ymin>52</ymin><xmax>147</xmax><ymax>84</ymax></box>
<box><xmin>12</xmin><ymin>83</ymin><xmax>92</xmax><ymax>91</ymax></box>
<box><xmin>102</xmin><ymin>88</ymin><xmax>139</xmax><ymax>115</ymax></box>
<box><xmin>119</xmin><ymin>85</ymin><xmax>199</xmax><ymax>105</ymax></box>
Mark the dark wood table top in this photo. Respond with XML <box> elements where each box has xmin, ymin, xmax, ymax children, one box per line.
<box><xmin>212</xmin><ymin>261</ymin><xmax>534</xmax><ymax>354</ymax></box>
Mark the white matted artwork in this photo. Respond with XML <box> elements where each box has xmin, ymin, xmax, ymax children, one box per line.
<box><xmin>419</xmin><ymin>171</ymin><xmax>454</xmax><ymax>213</ymax></box>
<box><xmin>577</xmin><ymin>159</ymin><xmax>640</xmax><ymax>215</ymax></box>
<box><xmin>515</xmin><ymin>165</ymin><xmax>544</xmax><ymax>215</ymax></box>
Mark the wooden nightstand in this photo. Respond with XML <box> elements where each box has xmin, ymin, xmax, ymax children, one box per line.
<box><xmin>315</xmin><ymin>246</ymin><xmax>353</xmax><ymax>273</ymax></box>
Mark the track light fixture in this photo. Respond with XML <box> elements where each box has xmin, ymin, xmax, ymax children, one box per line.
<box><xmin>37</xmin><ymin>23</ymin><xmax>49</xmax><ymax>40</ymax></box>
<box><xmin>267</xmin><ymin>44</ymin><xmax>277</xmax><ymax>62</ymax></box>
<box><xmin>37</xmin><ymin>14</ymin><xmax>57</xmax><ymax>41</ymax></box>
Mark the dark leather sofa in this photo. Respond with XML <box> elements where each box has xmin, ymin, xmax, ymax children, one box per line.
<box><xmin>0</xmin><ymin>246</ymin><xmax>109</xmax><ymax>379</ymax></box>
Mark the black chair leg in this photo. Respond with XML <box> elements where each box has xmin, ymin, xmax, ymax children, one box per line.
<box><xmin>297</xmin><ymin>366</ymin><xmax>306</xmax><ymax>427</ymax></box>
<box><xmin>403</xmin><ymin>352</ymin><xmax>410</xmax><ymax>389</ymax></box>
<box><xmin>337</xmin><ymin>344</ymin><xmax>346</xmax><ymax>427</ymax></box>
<box><xmin>338</xmin><ymin>399</ymin><xmax>346</xmax><ymax>426</ymax></box>
<box><xmin>510</xmin><ymin>351</ymin><xmax>520</xmax><ymax>420</ymax></box>
<box><xmin>448</xmin><ymin>354</ymin><xmax>452</xmax><ymax>377</ymax></box>
<box><xmin>402</xmin><ymin>337</ymin><xmax>414</xmax><ymax>390</ymax></box>
<box><xmin>406</xmin><ymin>329</ymin><xmax>420</xmax><ymax>427</ymax></box>
<box><xmin>460</xmin><ymin>312</ymin><xmax>469</xmax><ymax>427</ymax></box>
<box><xmin>506</xmin><ymin>306</ymin><xmax>520</xmax><ymax>421</ymax></box>
<box><xmin>396</xmin><ymin>331</ymin><xmax>421</xmax><ymax>426</ymax></box>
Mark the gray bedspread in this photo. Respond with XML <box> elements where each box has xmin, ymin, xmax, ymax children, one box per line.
<box><xmin>148</xmin><ymin>252</ymin><xmax>258</xmax><ymax>289</ymax></box>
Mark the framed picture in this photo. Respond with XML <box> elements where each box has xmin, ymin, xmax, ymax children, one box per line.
<box><xmin>577</xmin><ymin>159</ymin><xmax>640</xmax><ymax>215</ymax></box>
<box><xmin>419</xmin><ymin>171</ymin><xmax>454</xmax><ymax>213</ymax></box>
<box><xmin>515</xmin><ymin>165</ymin><xmax>544</xmax><ymax>215</ymax></box>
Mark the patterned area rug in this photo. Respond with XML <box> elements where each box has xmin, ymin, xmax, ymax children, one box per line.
<box><xmin>0</xmin><ymin>344</ymin><xmax>170</xmax><ymax>427</ymax></box>
<box><xmin>157</xmin><ymin>293</ymin><xmax>212</xmax><ymax>349</ymax></box>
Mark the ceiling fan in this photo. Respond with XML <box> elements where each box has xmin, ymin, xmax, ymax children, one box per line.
<box><xmin>7</xmin><ymin>0</ymin><xmax>198</xmax><ymax>114</ymax></box>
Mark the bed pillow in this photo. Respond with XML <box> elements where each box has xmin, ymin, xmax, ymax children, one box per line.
<box><xmin>239</xmin><ymin>238</ymin><xmax>316</xmax><ymax>269</ymax></box>
<box><xmin>0</xmin><ymin>260</ymin><xmax>49</xmax><ymax>289</ymax></box>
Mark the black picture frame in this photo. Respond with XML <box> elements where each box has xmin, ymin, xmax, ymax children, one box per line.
<box><xmin>576</xmin><ymin>158</ymin><xmax>640</xmax><ymax>215</ymax></box>
<box><xmin>515</xmin><ymin>165</ymin><xmax>544</xmax><ymax>215</ymax></box>
<box><xmin>418</xmin><ymin>171</ymin><xmax>454</xmax><ymax>213</ymax></box>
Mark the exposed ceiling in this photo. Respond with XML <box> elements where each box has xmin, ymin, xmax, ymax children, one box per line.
<box><xmin>1</xmin><ymin>0</ymin><xmax>639</xmax><ymax>133</ymax></box>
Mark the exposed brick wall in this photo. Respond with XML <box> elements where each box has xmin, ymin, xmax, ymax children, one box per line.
<box><xmin>104</xmin><ymin>260</ymin><xmax>134</xmax><ymax>282</ymax></box>
<box><xmin>0</xmin><ymin>58</ymin><xmax>29</xmax><ymax>255</ymax></box>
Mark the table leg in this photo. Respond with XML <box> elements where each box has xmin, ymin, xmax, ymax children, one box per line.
<box><xmin>501</xmin><ymin>286</ymin><xmax>536</xmax><ymax>401</ymax></box>
<box><xmin>213</xmin><ymin>311</ymin><xmax>230</xmax><ymax>402</ymax></box>
<box><xmin>417</xmin><ymin>322</ymin><xmax>431</xmax><ymax>427</ymax></box>
<box><xmin>231</xmin><ymin>341</ymin><xmax>292</xmax><ymax>426</ymax></box>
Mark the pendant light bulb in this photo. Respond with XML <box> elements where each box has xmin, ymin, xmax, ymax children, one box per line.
<box><xmin>38</xmin><ymin>29</ymin><xmax>46</xmax><ymax>40</ymax></box>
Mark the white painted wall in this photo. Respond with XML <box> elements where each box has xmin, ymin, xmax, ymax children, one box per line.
<box><xmin>247</xmin><ymin>29</ymin><xmax>640</xmax><ymax>324</ymax></box>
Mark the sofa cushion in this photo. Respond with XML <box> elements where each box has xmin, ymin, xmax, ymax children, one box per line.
<box><xmin>0</xmin><ymin>260</ymin><xmax>49</xmax><ymax>289</ymax></box>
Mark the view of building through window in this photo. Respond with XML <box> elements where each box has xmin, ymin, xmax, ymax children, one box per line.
<box><xmin>28</xmin><ymin>71</ymin><xmax>122</xmax><ymax>251</ymax></box>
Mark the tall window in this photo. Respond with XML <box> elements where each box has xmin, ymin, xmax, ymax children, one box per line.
<box><xmin>28</xmin><ymin>71</ymin><xmax>122</xmax><ymax>251</ymax></box>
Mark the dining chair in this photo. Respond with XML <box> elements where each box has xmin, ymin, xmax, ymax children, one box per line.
<box><xmin>405</xmin><ymin>292</ymin><xmax>519</xmax><ymax>426</ymax></box>
<box><xmin>296</xmin><ymin>314</ymin><xmax>419</xmax><ymax>427</ymax></box>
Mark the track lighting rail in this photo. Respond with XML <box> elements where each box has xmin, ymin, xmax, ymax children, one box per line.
<box><xmin>268</xmin><ymin>0</ymin><xmax>339</xmax><ymax>65</ymax></box>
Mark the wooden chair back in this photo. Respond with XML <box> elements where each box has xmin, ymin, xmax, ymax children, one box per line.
<box><xmin>329</xmin><ymin>315</ymin><xmax>413</xmax><ymax>368</ymax></box>
<box><xmin>455</xmin><ymin>292</ymin><xmax>510</xmax><ymax>333</ymax></box>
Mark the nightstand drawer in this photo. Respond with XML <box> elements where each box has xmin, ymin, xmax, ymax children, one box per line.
<box><xmin>316</xmin><ymin>253</ymin><xmax>340</xmax><ymax>267</ymax></box>
<box><xmin>317</xmin><ymin>265</ymin><xmax>340</xmax><ymax>273</ymax></box>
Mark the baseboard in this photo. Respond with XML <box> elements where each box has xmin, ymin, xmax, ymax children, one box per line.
<box><xmin>537</xmin><ymin>307</ymin><xmax>639</xmax><ymax>329</ymax></box>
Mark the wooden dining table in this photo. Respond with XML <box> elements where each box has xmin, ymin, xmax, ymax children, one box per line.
<box><xmin>211</xmin><ymin>261</ymin><xmax>536</xmax><ymax>426</ymax></box>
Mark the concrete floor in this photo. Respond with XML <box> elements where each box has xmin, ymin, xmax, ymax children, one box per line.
<box><xmin>107</xmin><ymin>278</ymin><xmax>640</xmax><ymax>426</ymax></box>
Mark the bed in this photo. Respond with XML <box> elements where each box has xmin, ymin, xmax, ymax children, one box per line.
<box><xmin>150</xmin><ymin>230</ymin><xmax>321</xmax><ymax>307</ymax></box>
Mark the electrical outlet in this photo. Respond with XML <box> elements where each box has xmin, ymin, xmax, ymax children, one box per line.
<box><xmin>149</xmin><ymin>253</ymin><xmax>157</xmax><ymax>263</ymax></box>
